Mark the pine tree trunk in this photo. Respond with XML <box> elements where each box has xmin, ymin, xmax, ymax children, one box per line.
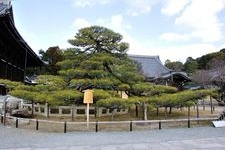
<box><xmin>156</xmin><ymin>107</ymin><xmax>159</xmax><ymax>116</ymax></box>
<box><xmin>164</xmin><ymin>107</ymin><xmax>168</xmax><ymax>118</ymax></box>
<box><xmin>188</xmin><ymin>107</ymin><xmax>190</xmax><ymax>119</ymax></box>
<box><xmin>135</xmin><ymin>104</ymin><xmax>139</xmax><ymax>117</ymax></box>
<box><xmin>111</xmin><ymin>109</ymin><xmax>115</xmax><ymax>120</ymax></box>
<box><xmin>31</xmin><ymin>100</ymin><xmax>34</xmax><ymax>116</ymax></box>
<box><xmin>169</xmin><ymin>107</ymin><xmax>172</xmax><ymax>114</ymax></box>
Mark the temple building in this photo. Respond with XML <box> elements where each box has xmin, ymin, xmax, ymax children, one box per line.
<box><xmin>0</xmin><ymin>2</ymin><xmax>43</xmax><ymax>82</ymax></box>
<box><xmin>129</xmin><ymin>55</ymin><xmax>191</xmax><ymax>89</ymax></box>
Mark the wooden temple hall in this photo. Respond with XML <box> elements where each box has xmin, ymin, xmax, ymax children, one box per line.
<box><xmin>129</xmin><ymin>55</ymin><xmax>191</xmax><ymax>89</ymax></box>
<box><xmin>0</xmin><ymin>2</ymin><xmax>43</xmax><ymax>82</ymax></box>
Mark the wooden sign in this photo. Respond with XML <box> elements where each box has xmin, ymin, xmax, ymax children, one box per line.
<box><xmin>83</xmin><ymin>89</ymin><xmax>93</xmax><ymax>104</ymax></box>
<box><xmin>83</xmin><ymin>89</ymin><xmax>93</xmax><ymax>128</ymax></box>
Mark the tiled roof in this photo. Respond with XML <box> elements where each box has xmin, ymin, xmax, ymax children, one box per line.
<box><xmin>129</xmin><ymin>55</ymin><xmax>171</xmax><ymax>79</ymax></box>
<box><xmin>0</xmin><ymin>2</ymin><xmax>43</xmax><ymax>67</ymax></box>
<box><xmin>0</xmin><ymin>2</ymin><xmax>11</xmax><ymax>15</ymax></box>
<box><xmin>0</xmin><ymin>3</ymin><xmax>7</xmax><ymax>14</ymax></box>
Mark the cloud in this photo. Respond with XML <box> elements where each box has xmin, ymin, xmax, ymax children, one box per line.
<box><xmin>158</xmin><ymin>43</ymin><xmax>218</xmax><ymax>62</ymax></box>
<box><xmin>99</xmin><ymin>0</ymin><xmax>111</xmax><ymax>5</ymax></box>
<box><xmin>72</xmin><ymin>15</ymin><xmax>132</xmax><ymax>34</ymax></box>
<box><xmin>72</xmin><ymin>0</ymin><xmax>91</xmax><ymax>7</ymax></box>
<box><xmin>160</xmin><ymin>0</ymin><xmax>225</xmax><ymax>43</ymax></box>
<box><xmin>159</xmin><ymin>32</ymin><xmax>189</xmax><ymax>42</ymax></box>
<box><xmin>70</xmin><ymin>15</ymin><xmax>221</xmax><ymax>64</ymax></box>
<box><xmin>175</xmin><ymin>0</ymin><xmax>225</xmax><ymax>42</ymax></box>
<box><xmin>161</xmin><ymin>0</ymin><xmax>191</xmax><ymax>16</ymax></box>
<box><xmin>111</xmin><ymin>15</ymin><xmax>124</xmax><ymax>29</ymax></box>
<box><xmin>73</xmin><ymin>18</ymin><xmax>91</xmax><ymax>29</ymax></box>
<box><xmin>126</xmin><ymin>0</ymin><xmax>159</xmax><ymax>16</ymax></box>
<box><xmin>72</xmin><ymin>0</ymin><xmax>111</xmax><ymax>8</ymax></box>
<box><xmin>96</xmin><ymin>15</ymin><xmax>132</xmax><ymax>33</ymax></box>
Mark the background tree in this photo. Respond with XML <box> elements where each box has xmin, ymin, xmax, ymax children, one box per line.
<box><xmin>165</xmin><ymin>59</ymin><xmax>184</xmax><ymax>71</ymax></box>
<box><xmin>192</xmin><ymin>70</ymin><xmax>211</xmax><ymax>87</ymax></box>
<box><xmin>192</xmin><ymin>57</ymin><xmax>225</xmax><ymax>103</ymax></box>
<box><xmin>209</xmin><ymin>59</ymin><xmax>225</xmax><ymax>102</ymax></box>
<box><xmin>184</xmin><ymin>57</ymin><xmax>199</xmax><ymax>74</ymax></box>
<box><xmin>39</xmin><ymin>46</ymin><xmax>64</xmax><ymax>75</ymax></box>
<box><xmin>196</xmin><ymin>49</ymin><xmax>225</xmax><ymax>70</ymax></box>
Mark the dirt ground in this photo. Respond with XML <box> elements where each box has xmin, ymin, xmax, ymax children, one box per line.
<box><xmin>3</xmin><ymin>105</ymin><xmax>224</xmax><ymax>132</ymax></box>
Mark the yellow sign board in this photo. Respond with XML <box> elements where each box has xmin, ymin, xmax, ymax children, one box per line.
<box><xmin>83</xmin><ymin>89</ymin><xmax>93</xmax><ymax>104</ymax></box>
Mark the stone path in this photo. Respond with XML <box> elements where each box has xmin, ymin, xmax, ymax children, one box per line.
<box><xmin>1</xmin><ymin>125</ymin><xmax>225</xmax><ymax>149</ymax></box>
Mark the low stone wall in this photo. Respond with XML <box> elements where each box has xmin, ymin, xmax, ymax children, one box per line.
<box><xmin>22</xmin><ymin>103</ymin><xmax>128</xmax><ymax>117</ymax></box>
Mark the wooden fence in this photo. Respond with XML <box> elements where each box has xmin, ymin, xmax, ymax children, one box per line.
<box><xmin>1</xmin><ymin>114</ymin><xmax>223</xmax><ymax>133</ymax></box>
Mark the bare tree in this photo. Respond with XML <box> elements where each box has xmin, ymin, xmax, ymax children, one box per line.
<box><xmin>192</xmin><ymin>70</ymin><xmax>212</xmax><ymax>88</ymax></box>
<box><xmin>209</xmin><ymin>59</ymin><xmax>225</xmax><ymax>102</ymax></box>
<box><xmin>192</xmin><ymin>58</ymin><xmax>225</xmax><ymax>102</ymax></box>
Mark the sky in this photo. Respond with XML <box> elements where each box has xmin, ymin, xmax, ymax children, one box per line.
<box><xmin>9</xmin><ymin>0</ymin><xmax>225</xmax><ymax>63</ymax></box>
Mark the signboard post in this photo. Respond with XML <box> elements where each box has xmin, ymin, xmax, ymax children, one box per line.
<box><xmin>83</xmin><ymin>89</ymin><xmax>93</xmax><ymax>128</ymax></box>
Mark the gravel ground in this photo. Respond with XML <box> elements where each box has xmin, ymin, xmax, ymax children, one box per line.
<box><xmin>1</xmin><ymin>124</ymin><xmax>225</xmax><ymax>149</ymax></box>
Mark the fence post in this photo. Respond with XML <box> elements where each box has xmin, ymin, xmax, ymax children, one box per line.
<box><xmin>47</xmin><ymin>103</ymin><xmax>50</xmax><ymax>118</ymax></box>
<box><xmin>130</xmin><ymin>121</ymin><xmax>133</xmax><ymax>132</ymax></box>
<box><xmin>196</xmin><ymin>102</ymin><xmax>199</xmax><ymax>124</ymax></box>
<box><xmin>1</xmin><ymin>115</ymin><xmax>3</xmax><ymax>123</ymax></box>
<box><xmin>16</xmin><ymin>118</ymin><xmax>18</xmax><ymax>128</ymax></box>
<box><xmin>159</xmin><ymin>120</ymin><xmax>161</xmax><ymax>130</ymax></box>
<box><xmin>94</xmin><ymin>106</ymin><xmax>97</xmax><ymax>118</ymax></box>
<box><xmin>31</xmin><ymin>100</ymin><xmax>34</xmax><ymax>116</ymax></box>
<box><xmin>71</xmin><ymin>105</ymin><xmax>74</xmax><ymax>121</ymax></box>
<box><xmin>210</xmin><ymin>96</ymin><xmax>213</xmax><ymax>114</ymax></box>
<box><xmin>64</xmin><ymin>122</ymin><xmax>67</xmax><ymax>133</ymax></box>
<box><xmin>96</xmin><ymin>121</ymin><xmax>98</xmax><ymax>132</ymax></box>
<box><xmin>188</xmin><ymin>119</ymin><xmax>190</xmax><ymax>128</ymax></box>
<box><xmin>45</xmin><ymin>102</ymin><xmax>49</xmax><ymax>118</ymax></box>
<box><xmin>36</xmin><ymin>119</ymin><xmax>39</xmax><ymax>130</ymax></box>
